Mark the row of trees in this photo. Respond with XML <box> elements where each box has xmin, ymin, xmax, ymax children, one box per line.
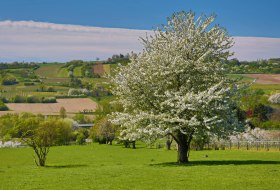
<box><xmin>224</xmin><ymin>58</ymin><xmax>280</xmax><ymax>74</ymax></box>
<box><xmin>0</xmin><ymin>95</ymin><xmax>56</xmax><ymax>104</ymax></box>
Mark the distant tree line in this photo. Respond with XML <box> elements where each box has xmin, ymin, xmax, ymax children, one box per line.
<box><xmin>224</xmin><ymin>58</ymin><xmax>280</xmax><ymax>74</ymax></box>
<box><xmin>0</xmin><ymin>62</ymin><xmax>39</xmax><ymax>70</ymax></box>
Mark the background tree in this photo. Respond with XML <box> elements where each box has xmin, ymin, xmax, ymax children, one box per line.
<box><xmin>110</xmin><ymin>11</ymin><xmax>245</xmax><ymax>163</ymax></box>
<box><xmin>76</xmin><ymin>128</ymin><xmax>89</xmax><ymax>145</ymax></box>
<box><xmin>0</xmin><ymin>101</ymin><xmax>8</xmax><ymax>111</ymax></box>
<box><xmin>90</xmin><ymin>102</ymin><xmax>119</xmax><ymax>145</ymax></box>
<box><xmin>0</xmin><ymin>113</ymin><xmax>73</xmax><ymax>166</ymax></box>
<box><xmin>60</xmin><ymin>107</ymin><xmax>67</xmax><ymax>119</ymax></box>
<box><xmin>91</xmin><ymin>117</ymin><xmax>115</xmax><ymax>144</ymax></box>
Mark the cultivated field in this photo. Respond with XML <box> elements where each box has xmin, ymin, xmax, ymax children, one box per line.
<box><xmin>246</xmin><ymin>74</ymin><xmax>280</xmax><ymax>84</ymax></box>
<box><xmin>0</xmin><ymin>98</ymin><xmax>97</xmax><ymax>115</ymax></box>
<box><xmin>0</xmin><ymin>144</ymin><xmax>279</xmax><ymax>190</ymax></box>
<box><xmin>35</xmin><ymin>63</ymin><xmax>70</xmax><ymax>83</ymax></box>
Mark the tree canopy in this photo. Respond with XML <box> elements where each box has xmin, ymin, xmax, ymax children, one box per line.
<box><xmin>110</xmin><ymin>11</ymin><xmax>245</xmax><ymax>163</ymax></box>
<box><xmin>0</xmin><ymin>113</ymin><xmax>73</xmax><ymax>166</ymax></box>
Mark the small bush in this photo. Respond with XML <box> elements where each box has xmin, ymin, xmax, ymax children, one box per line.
<box><xmin>0</xmin><ymin>97</ymin><xmax>9</xmax><ymax>103</ymax></box>
<box><xmin>0</xmin><ymin>101</ymin><xmax>8</xmax><ymax>111</ymax></box>
<box><xmin>13</xmin><ymin>95</ymin><xmax>26</xmax><ymax>103</ymax></box>
<box><xmin>68</xmin><ymin>88</ymin><xmax>91</xmax><ymax>96</ymax></box>
<box><xmin>42</xmin><ymin>97</ymin><xmax>56</xmax><ymax>103</ymax></box>
<box><xmin>26</xmin><ymin>95</ymin><xmax>40</xmax><ymax>103</ymax></box>
<box><xmin>1</xmin><ymin>75</ymin><xmax>17</xmax><ymax>85</ymax></box>
<box><xmin>76</xmin><ymin>129</ymin><xmax>89</xmax><ymax>145</ymax></box>
<box><xmin>46</xmin><ymin>87</ymin><xmax>55</xmax><ymax>92</ymax></box>
<box><xmin>252</xmin><ymin>104</ymin><xmax>273</xmax><ymax>122</ymax></box>
<box><xmin>24</xmin><ymin>82</ymin><xmax>35</xmax><ymax>86</ymax></box>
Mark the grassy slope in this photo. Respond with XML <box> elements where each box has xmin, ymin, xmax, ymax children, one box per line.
<box><xmin>57</xmin><ymin>68</ymin><xmax>69</xmax><ymax>78</ymax></box>
<box><xmin>227</xmin><ymin>74</ymin><xmax>255</xmax><ymax>82</ymax></box>
<box><xmin>0</xmin><ymin>144</ymin><xmax>279</xmax><ymax>190</ymax></box>
<box><xmin>35</xmin><ymin>64</ymin><xmax>70</xmax><ymax>83</ymax></box>
<box><xmin>35</xmin><ymin>63</ymin><xmax>63</xmax><ymax>78</ymax></box>
<box><xmin>73</xmin><ymin>66</ymin><xmax>82</xmax><ymax>77</ymax></box>
<box><xmin>228</xmin><ymin>74</ymin><xmax>280</xmax><ymax>94</ymax></box>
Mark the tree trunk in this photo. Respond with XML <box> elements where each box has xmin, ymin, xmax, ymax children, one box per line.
<box><xmin>166</xmin><ymin>135</ymin><xmax>173</xmax><ymax>150</ymax></box>
<box><xmin>33</xmin><ymin>146</ymin><xmax>49</xmax><ymax>167</ymax></box>
<box><xmin>176</xmin><ymin>132</ymin><xmax>192</xmax><ymax>163</ymax></box>
<box><xmin>166</xmin><ymin>140</ymin><xmax>172</xmax><ymax>150</ymax></box>
<box><xmin>124</xmin><ymin>140</ymin><xmax>130</xmax><ymax>148</ymax></box>
<box><xmin>132</xmin><ymin>141</ymin><xmax>136</xmax><ymax>149</ymax></box>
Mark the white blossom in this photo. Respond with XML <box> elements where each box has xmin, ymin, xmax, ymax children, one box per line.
<box><xmin>110</xmin><ymin>11</ymin><xmax>244</xmax><ymax>143</ymax></box>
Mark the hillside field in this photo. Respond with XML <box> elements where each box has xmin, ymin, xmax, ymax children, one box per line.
<box><xmin>35</xmin><ymin>63</ymin><xmax>70</xmax><ymax>84</ymax></box>
<box><xmin>0</xmin><ymin>144</ymin><xmax>279</xmax><ymax>190</ymax></box>
<box><xmin>0</xmin><ymin>98</ymin><xmax>97</xmax><ymax>116</ymax></box>
<box><xmin>246</xmin><ymin>74</ymin><xmax>280</xmax><ymax>84</ymax></box>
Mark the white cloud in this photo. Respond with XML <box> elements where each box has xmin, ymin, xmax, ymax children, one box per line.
<box><xmin>232</xmin><ymin>37</ymin><xmax>280</xmax><ymax>61</ymax></box>
<box><xmin>0</xmin><ymin>20</ymin><xmax>279</xmax><ymax>62</ymax></box>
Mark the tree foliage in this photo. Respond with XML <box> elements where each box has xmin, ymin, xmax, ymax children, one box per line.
<box><xmin>110</xmin><ymin>11</ymin><xmax>245</xmax><ymax>163</ymax></box>
<box><xmin>0</xmin><ymin>113</ymin><xmax>73</xmax><ymax>166</ymax></box>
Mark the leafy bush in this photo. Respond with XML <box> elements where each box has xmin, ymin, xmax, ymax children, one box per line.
<box><xmin>1</xmin><ymin>75</ymin><xmax>17</xmax><ymax>85</ymax></box>
<box><xmin>0</xmin><ymin>97</ymin><xmax>8</xmax><ymax>103</ymax></box>
<box><xmin>191</xmin><ymin>132</ymin><xmax>210</xmax><ymax>150</ymax></box>
<box><xmin>76</xmin><ymin>129</ymin><xmax>89</xmax><ymax>145</ymax></box>
<box><xmin>0</xmin><ymin>114</ymin><xmax>74</xmax><ymax>166</ymax></box>
<box><xmin>24</xmin><ymin>82</ymin><xmax>35</xmax><ymax>86</ymax></box>
<box><xmin>90</xmin><ymin>117</ymin><xmax>115</xmax><ymax>144</ymax></box>
<box><xmin>54</xmin><ymin>119</ymin><xmax>74</xmax><ymax>145</ymax></box>
<box><xmin>13</xmin><ymin>95</ymin><xmax>26</xmax><ymax>103</ymax></box>
<box><xmin>73</xmin><ymin>113</ymin><xmax>92</xmax><ymax>124</ymax></box>
<box><xmin>0</xmin><ymin>101</ymin><xmax>8</xmax><ymax>111</ymax></box>
<box><xmin>46</xmin><ymin>87</ymin><xmax>55</xmax><ymax>92</ymax></box>
<box><xmin>26</xmin><ymin>95</ymin><xmax>40</xmax><ymax>103</ymax></box>
<box><xmin>252</xmin><ymin>104</ymin><xmax>273</xmax><ymax>122</ymax></box>
<box><xmin>268</xmin><ymin>93</ymin><xmax>280</xmax><ymax>104</ymax></box>
<box><xmin>41</xmin><ymin>97</ymin><xmax>56</xmax><ymax>103</ymax></box>
<box><xmin>68</xmin><ymin>88</ymin><xmax>91</xmax><ymax>96</ymax></box>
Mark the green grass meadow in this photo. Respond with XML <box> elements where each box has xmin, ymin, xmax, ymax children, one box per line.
<box><xmin>0</xmin><ymin>144</ymin><xmax>279</xmax><ymax>190</ymax></box>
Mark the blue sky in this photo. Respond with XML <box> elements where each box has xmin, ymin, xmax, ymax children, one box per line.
<box><xmin>1</xmin><ymin>0</ymin><xmax>280</xmax><ymax>37</ymax></box>
<box><xmin>0</xmin><ymin>0</ymin><xmax>280</xmax><ymax>62</ymax></box>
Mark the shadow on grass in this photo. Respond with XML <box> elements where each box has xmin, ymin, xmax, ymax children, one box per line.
<box><xmin>45</xmin><ymin>164</ymin><xmax>88</xmax><ymax>169</ymax></box>
<box><xmin>150</xmin><ymin>160</ymin><xmax>280</xmax><ymax>167</ymax></box>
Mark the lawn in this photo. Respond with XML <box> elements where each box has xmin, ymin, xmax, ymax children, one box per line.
<box><xmin>0</xmin><ymin>144</ymin><xmax>279</xmax><ymax>190</ymax></box>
